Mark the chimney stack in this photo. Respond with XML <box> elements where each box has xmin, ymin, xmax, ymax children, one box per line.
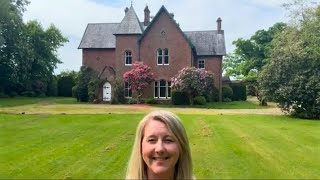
<box><xmin>125</xmin><ymin>7</ymin><xmax>129</xmax><ymax>14</ymax></box>
<box><xmin>217</xmin><ymin>17</ymin><xmax>222</xmax><ymax>31</ymax></box>
<box><xmin>144</xmin><ymin>5</ymin><xmax>150</xmax><ymax>26</ymax></box>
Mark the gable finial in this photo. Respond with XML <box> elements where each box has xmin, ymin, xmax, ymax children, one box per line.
<box><xmin>131</xmin><ymin>0</ymin><xmax>133</xmax><ymax>7</ymax></box>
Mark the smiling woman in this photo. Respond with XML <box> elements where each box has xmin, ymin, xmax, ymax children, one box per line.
<box><xmin>126</xmin><ymin>110</ymin><xmax>195</xmax><ymax>180</ymax></box>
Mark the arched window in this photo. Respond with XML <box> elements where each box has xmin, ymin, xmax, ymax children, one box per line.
<box><xmin>125</xmin><ymin>51</ymin><xmax>132</xmax><ymax>65</ymax></box>
<box><xmin>157</xmin><ymin>49</ymin><xmax>163</xmax><ymax>65</ymax></box>
<box><xmin>156</xmin><ymin>49</ymin><xmax>169</xmax><ymax>65</ymax></box>
<box><xmin>164</xmin><ymin>49</ymin><xmax>169</xmax><ymax>65</ymax></box>
<box><xmin>154</xmin><ymin>80</ymin><xmax>171</xmax><ymax>99</ymax></box>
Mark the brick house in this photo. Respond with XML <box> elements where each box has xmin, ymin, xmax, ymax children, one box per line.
<box><xmin>78</xmin><ymin>5</ymin><xmax>226</xmax><ymax>102</ymax></box>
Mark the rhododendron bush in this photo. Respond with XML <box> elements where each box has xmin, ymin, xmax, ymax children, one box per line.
<box><xmin>171</xmin><ymin>67</ymin><xmax>215</xmax><ymax>104</ymax></box>
<box><xmin>123</xmin><ymin>62</ymin><xmax>154</xmax><ymax>103</ymax></box>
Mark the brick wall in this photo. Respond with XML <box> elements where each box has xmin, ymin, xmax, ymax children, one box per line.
<box><xmin>139</xmin><ymin>11</ymin><xmax>193</xmax><ymax>98</ymax></box>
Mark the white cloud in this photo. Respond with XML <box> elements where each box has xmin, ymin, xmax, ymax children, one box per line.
<box><xmin>23</xmin><ymin>0</ymin><xmax>288</xmax><ymax>74</ymax></box>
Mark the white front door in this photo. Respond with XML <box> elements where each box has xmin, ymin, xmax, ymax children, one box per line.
<box><xmin>103</xmin><ymin>82</ymin><xmax>112</xmax><ymax>102</ymax></box>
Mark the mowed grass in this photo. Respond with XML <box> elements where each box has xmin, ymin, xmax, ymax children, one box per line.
<box><xmin>0</xmin><ymin>97</ymin><xmax>78</xmax><ymax>107</ymax></box>
<box><xmin>0</xmin><ymin>113</ymin><xmax>319</xmax><ymax>179</ymax></box>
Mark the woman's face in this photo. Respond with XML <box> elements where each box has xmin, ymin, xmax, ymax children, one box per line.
<box><xmin>142</xmin><ymin>119</ymin><xmax>180</xmax><ymax>177</ymax></box>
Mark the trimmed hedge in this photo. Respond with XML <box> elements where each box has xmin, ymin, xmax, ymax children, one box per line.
<box><xmin>222</xmin><ymin>85</ymin><xmax>233</xmax><ymax>100</ymax></box>
<box><xmin>57</xmin><ymin>75</ymin><xmax>75</xmax><ymax>97</ymax></box>
<box><xmin>193</xmin><ymin>96</ymin><xmax>207</xmax><ymax>105</ymax></box>
<box><xmin>230</xmin><ymin>83</ymin><xmax>247</xmax><ymax>101</ymax></box>
<box><xmin>171</xmin><ymin>91</ymin><xmax>190</xmax><ymax>105</ymax></box>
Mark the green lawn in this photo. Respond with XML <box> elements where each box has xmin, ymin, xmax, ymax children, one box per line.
<box><xmin>0</xmin><ymin>97</ymin><xmax>79</xmax><ymax>107</ymax></box>
<box><xmin>0</xmin><ymin>113</ymin><xmax>319</xmax><ymax>179</ymax></box>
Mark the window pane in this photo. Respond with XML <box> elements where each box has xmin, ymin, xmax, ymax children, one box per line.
<box><xmin>157</xmin><ymin>49</ymin><xmax>163</xmax><ymax>65</ymax></box>
<box><xmin>164</xmin><ymin>55</ymin><xmax>169</xmax><ymax>64</ymax></box>
<box><xmin>198</xmin><ymin>59</ymin><xmax>205</xmax><ymax>68</ymax></box>
<box><xmin>160</xmin><ymin>80</ymin><xmax>166</xmax><ymax>98</ymax></box>
<box><xmin>125</xmin><ymin>51</ymin><xmax>132</xmax><ymax>65</ymax></box>
<box><xmin>154</xmin><ymin>82</ymin><xmax>158</xmax><ymax>98</ymax></box>
<box><xmin>164</xmin><ymin>49</ymin><xmax>168</xmax><ymax>55</ymax></box>
<box><xmin>160</xmin><ymin>86</ymin><xmax>166</xmax><ymax>97</ymax></box>
<box><xmin>158</xmin><ymin>56</ymin><xmax>162</xmax><ymax>64</ymax></box>
<box><xmin>124</xmin><ymin>82</ymin><xmax>132</xmax><ymax>97</ymax></box>
<box><xmin>160</xmin><ymin>80</ymin><xmax>166</xmax><ymax>86</ymax></box>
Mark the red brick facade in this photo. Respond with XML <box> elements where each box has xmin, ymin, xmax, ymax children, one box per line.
<box><xmin>80</xmin><ymin>5</ymin><xmax>225</xmax><ymax>102</ymax></box>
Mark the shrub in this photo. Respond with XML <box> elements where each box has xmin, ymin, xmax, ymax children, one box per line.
<box><xmin>128</xmin><ymin>98</ymin><xmax>138</xmax><ymax>104</ymax></box>
<box><xmin>171</xmin><ymin>67</ymin><xmax>216</xmax><ymax>105</ymax></box>
<box><xmin>223</xmin><ymin>98</ymin><xmax>232</xmax><ymax>102</ymax></box>
<box><xmin>145</xmin><ymin>98</ymin><xmax>158</xmax><ymax>104</ymax></box>
<box><xmin>76</xmin><ymin>66</ymin><xmax>98</xmax><ymax>102</ymax></box>
<box><xmin>171</xmin><ymin>91</ymin><xmax>190</xmax><ymax>105</ymax></box>
<box><xmin>230</xmin><ymin>83</ymin><xmax>247</xmax><ymax>101</ymax></box>
<box><xmin>21</xmin><ymin>91</ymin><xmax>36</xmax><ymax>97</ymax></box>
<box><xmin>57</xmin><ymin>75</ymin><xmax>75</xmax><ymax>97</ymax></box>
<box><xmin>111</xmin><ymin>80</ymin><xmax>126</xmax><ymax>104</ymax></box>
<box><xmin>193</xmin><ymin>96</ymin><xmax>207</xmax><ymax>105</ymax></box>
<box><xmin>222</xmin><ymin>85</ymin><xmax>233</xmax><ymax>100</ymax></box>
<box><xmin>72</xmin><ymin>85</ymin><xmax>78</xmax><ymax>101</ymax></box>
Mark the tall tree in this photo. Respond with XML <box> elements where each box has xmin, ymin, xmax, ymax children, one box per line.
<box><xmin>259</xmin><ymin>2</ymin><xmax>320</xmax><ymax>119</ymax></box>
<box><xmin>0</xmin><ymin>0</ymin><xmax>28</xmax><ymax>95</ymax></box>
<box><xmin>223</xmin><ymin>22</ymin><xmax>286</xmax><ymax>104</ymax></box>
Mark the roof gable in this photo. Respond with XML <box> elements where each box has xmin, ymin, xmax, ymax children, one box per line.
<box><xmin>138</xmin><ymin>5</ymin><xmax>194</xmax><ymax>49</ymax></box>
<box><xmin>114</xmin><ymin>6</ymin><xmax>143</xmax><ymax>35</ymax></box>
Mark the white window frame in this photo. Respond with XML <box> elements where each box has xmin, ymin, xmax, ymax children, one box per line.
<box><xmin>157</xmin><ymin>49</ymin><xmax>169</xmax><ymax>65</ymax></box>
<box><xmin>154</xmin><ymin>80</ymin><xmax>171</xmax><ymax>99</ymax></box>
<box><xmin>124</xmin><ymin>82</ymin><xmax>132</xmax><ymax>98</ymax></box>
<box><xmin>157</xmin><ymin>49</ymin><xmax>163</xmax><ymax>65</ymax></box>
<box><xmin>164</xmin><ymin>49</ymin><xmax>169</xmax><ymax>65</ymax></box>
<box><xmin>198</xmin><ymin>59</ymin><xmax>205</xmax><ymax>69</ymax></box>
<box><xmin>125</xmin><ymin>51</ymin><xmax>132</xmax><ymax>66</ymax></box>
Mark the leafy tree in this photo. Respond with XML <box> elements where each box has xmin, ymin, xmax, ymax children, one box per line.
<box><xmin>20</xmin><ymin>21</ymin><xmax>68</xmax><ymax>95</ymax></box>
<box><xmin>224</xmin><ymin>23</ymin><xmax>286</xmax><ymax>104</ymax></box>
<box><xmin>123</xmin><ymin>62</ymin><xmax>154</xmax><ymax>103</ymax></box>
<box><xmin>171</xmin><ymin>67</ymin><xmax>215</xmax><ymax>105</ymax></box>
<box><xmin>259</xmin><ymin>2</ymin><xmax>320</xmax><ymax>119</ymax></box>
<box><xmin>0</xmin><ymin>0</ymin><xmax>28</xmax><ymax>95</ymax></box>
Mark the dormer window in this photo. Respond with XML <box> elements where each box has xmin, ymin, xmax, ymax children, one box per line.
<box><xmin>157</xmin><ymin>49</ymin><xmax>169</xmax><ymax>65</ymax></box>
<box><xmin>125</xmin><ymin>51</ymin><xmax>132</xmax><ymax>65</ymax></box>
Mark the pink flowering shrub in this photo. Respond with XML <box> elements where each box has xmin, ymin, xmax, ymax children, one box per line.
<box><xmin>123</xmin><ymin>62</ymin><xmax>154</xmax><ymax>103</ymax></box>
<box><xmin>171</xmin><ymin>67</ymin><xmax>215</xmax><ymax>104</ymax></box>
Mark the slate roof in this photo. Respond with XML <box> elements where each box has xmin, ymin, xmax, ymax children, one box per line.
<box><xmin>78</xmin><ymin>6</ymin><xmax>226</xmax><ymax>56</ymax></box>
<box><xmin>184</xmin><ymin>31</ymin><xmax>226</xmax><ymax>56</ymax></box>
<box><xmin>114</xmin><ymin>6</ymin><xmax>143</xmax><ymax>35</ymax></box>
<box><xmin>78</xmin><ymin>23</ymin><xmax>118</xmax><ymax>49</ymax></box>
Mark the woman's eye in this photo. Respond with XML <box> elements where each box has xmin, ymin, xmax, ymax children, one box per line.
<box><xmin>147</xmin><ymin>139</ymin><xmax>155</xmax><ymax>142</ymax></box>
<box><xmin>165</xmin><ymin>139</ymin><xmax>174</xmax><ymax>143</ymax></box>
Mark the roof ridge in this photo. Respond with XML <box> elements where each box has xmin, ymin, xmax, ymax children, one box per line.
<box><xmin>184</xmin><ymin>30</ymin><xmax>217</xmax><ymax>32</ymax></box>
<box><xmin>88</xmin><ymin>23</ymin><xmax>119</xmax><ymax>25</ymax></box>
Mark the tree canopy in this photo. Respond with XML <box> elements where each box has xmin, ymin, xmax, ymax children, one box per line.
<box><xmin>259</xmin><ymin>1</ymin><xmax>320</xmax><ymax>119</ymax></box>
<box><xmin>0</xmin><ymin>0</ymin><xmax>68</xmax><ymax>96</ymax></box>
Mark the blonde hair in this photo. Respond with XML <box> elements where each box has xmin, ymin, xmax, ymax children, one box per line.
<box><xmin>126</xmin><ymin>110</ymin><xmax>194</xmax><ymax>180</ymax></box>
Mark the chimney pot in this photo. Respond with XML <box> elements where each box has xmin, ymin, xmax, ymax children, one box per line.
<box><xmin>144</xmin><ymin>5</ymin><xmax>150</xmax><ymax>26</ymax></box>
<box><xmin>217</xmin><ymin>17</ymin><xmax>222</xmax><ymax>31</ymax></box>
<box><xmin>125</xmin><ymin>7</ymin><xmax>129</xmax><ymax>14</ymax></box>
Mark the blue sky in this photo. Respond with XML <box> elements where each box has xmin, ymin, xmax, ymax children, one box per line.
<box><xmin>23</xmin><ymin>0</ymin><xmax>288</xmax><ymax>74</ymax></box>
